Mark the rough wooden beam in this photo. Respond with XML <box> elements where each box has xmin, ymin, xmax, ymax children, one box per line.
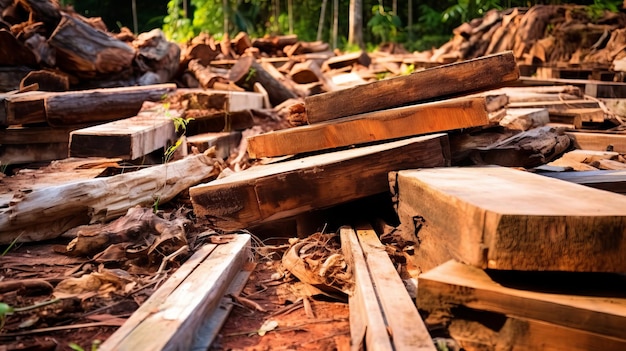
<box><xmin>302</xmin><ymin>51</ymin><xmax>519</xmax><ymax>124</ymax></box>
<box><xmin>191</xmin><ymin>134</ymin><xmax>450</xmax><ymax>230</ymax></box>
<box><xmin>69</xmin><ymin>104</ymin><xmax>178</xmax><ymax>159</ymax></box>
<box><xmin>0</xmin><ymin>151</ymin><xmax>219</xmax><ymax>244</ymax></box>
<box><xmin>247</xmin><ymin>97</ymin><xmax>488</xmax><ymax>159</ymax></box>
<box><xmin>418</xmin><ymin>260</ymin><xmax>626</xmax><ymax>341</ymax></box>
<box><xmin>100</xmin><ymin>234</ymin><xmax>251</xmax><ymax>351</ymax></box>
<box><xmin>394</xmin><ymin>166</ymin><xmax>626</xmax><ymax>272</ymax></box>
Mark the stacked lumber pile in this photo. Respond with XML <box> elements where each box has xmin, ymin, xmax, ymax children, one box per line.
<box><xmin>428</xmin><ymin>5</ymin><xmax>626</xmax><ymax>74</ymax></box>
<box><xmin>0</xmin><ymin>0</ymin><xmax>180</xmax><ymax>90</ymax></box>
<box><xmin>392</xmin><ymin>166</ymin><xmax>626</xmax><ymax>350</ymax></box>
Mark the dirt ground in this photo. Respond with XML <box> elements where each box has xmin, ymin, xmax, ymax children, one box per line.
<box><xmin>0</xmin><ymin>224</ymin><xmax>352</xmax><ymax>351</ymax></box>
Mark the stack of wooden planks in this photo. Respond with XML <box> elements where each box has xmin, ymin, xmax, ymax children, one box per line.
<box><xmin>391</xmin><ymin>166</ymin><xmax>626</xmax><ymax>350</ymax></box>
<box><xmin>189</xmin><ymin>51</ymin><xmax>520</xmax><ymax>230</ymax></box>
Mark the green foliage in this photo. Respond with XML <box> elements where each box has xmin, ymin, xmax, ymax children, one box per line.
<box><xmin>367</xmin><ymin>5</ymin><xmax>402</xmax><ymax>43</ymax></box>
<box><xmin>1</xmin><ymin>299</ymin><xmax>61</xmax><ymax>331</ymax></box>
<box><xmin>588</xmin><ymin>0</ymin><xmax>622</xmax><ymax>20</ymax></box>
<box><xmin>163</xmin><ymin>0</ymin><xmax>194</xmax><ymax>42</ymax></box>
<box><xmin>68</xmin><ymin>340</ymin><xmax>101</xmax><ymax>351</ymax></box>
<box><xmin>442</xmin><ymin>0</ymin><xmax>502</xmax><ymax>24</ymax></box>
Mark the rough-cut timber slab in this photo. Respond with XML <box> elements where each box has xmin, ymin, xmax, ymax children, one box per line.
<box><xmin>538</xmin><ymin>170</ymin><xmax>626</xmax><ymax>194</ymax></box>
<box><xmin>99</xmin><ymin>234</ymin><xmax>251</xmax><ymax>351</ymax></box>
<box><xmin>519</xmin><ymin>77</ymin><xmax>626</xmax><ymax>98</ymax></box>
<box><xmin>45</xmin><ymin>84</ymin><xmax>176</xmax><ymax>125</ymax></box>
<box><xmin>566</xmin><ymin>131</ymin><xmax>626</xmax><ymax>153</ymax></box>
<box><xmin>1</xmin><ymin>91</ymin><xmax>48</xmax><ymax>126</ymax></box>
<box><xmin>186</xmin><ymin>132</ymin><xmax>242</xmax><ymax>159</ymax></box>
<box><xmin>303</xmin><ymin>51</ymin><xmax>519</xmax><ymax>124</ymax></box>
<box><xmin>0</xmin><ymin>151</ymin><xmax>218</xmax><ymax>244</ymax></box>
<box><xmin>393</xmin><ymin>166</ymin><xmax>626</xmax><ymax>272</ymax></box>
<box><xmin>341</xmin><ymin>225</ymin><xmax>435</xmax><ymax>351</ymax></box>
<box><xmin>418</xmin><ymin>260</ymin><xmax>626</xmax><ymax>342</ymax></box>
<box><xmin>69</xmin><ymin>105</ymin><xmax>178</xmax><ymax>159</ymax></box>
<box><xmin>499</xmin><ymin>108</ymin><xmax>549</xmax><ymax>130</ymax></box>
<box><xmin>247</xmin><ymin>97</ymin><xmax>488</xmax><ymax>158</ymax></box>
<box><xmin>191</xmin><ymin>134</ymin><xmax>450</xmax><ymax>230</ymax></box>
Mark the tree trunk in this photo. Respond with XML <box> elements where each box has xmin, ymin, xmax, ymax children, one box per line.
<box><xmin>223</xmin><ymin>0</ymin><xmax>229</xmax><ymax>34</ymax></box>
<box><xmin>332</xmin><ymin>0</ymin><xmax>338</xmax><ymax>49</ymax></box>
<box><xmin>288</xmin><ymin>0</ymin><xmax>293</xmax><ymax>34</ymax></box>
<box><xmin>348</xmin><ymin>0</ymin><xmax>364</xmax><ymax>49</ymax></box>
<box><xmin>408</xmin><ymin>0</ymin><xmax>413</xmax><ymax>43</ymax></box>
<box><xmin>317</xmin><ymin>0</ymin><xmax>328</xmax><ymax>41</ymax></box>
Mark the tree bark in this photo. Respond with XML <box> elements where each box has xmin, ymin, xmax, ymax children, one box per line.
<box><xmin>348</xmin><ymin>0</ymin><xmax>364</xmax><ymax>49</ymax></box>
<box><xmin>317</xmin><ymin>0</ymin><xmax>328</xmax><ymax>41</ymax></box>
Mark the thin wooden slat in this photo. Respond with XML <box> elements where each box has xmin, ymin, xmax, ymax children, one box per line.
<box><xmin>538</xmin><ymin>169</ymin><xmax>626</xmax><ymax>194</ymax></box>
<box><xmin>507</xmin><ymin>99</ymin><xmax>600</xmax><ymax>110</ymax></box>
<box><xmin>394</xmin><ymin>165</ymin><xmax>626</xmax><ymax>272</ymax></box>
<box><xmin>340</xmin><ymin>227</ymin><xmax>393</xmax><ymax>351</ymax></box>
<box><xmin>304</xmin><ymin>51</ymin><xmax>519</xmax><ymax>124</ymax></box>
<box><xmin>247</xmin><ymin>97</ymin><xmax>488</xmax><ymax>159</ymax></box>
<box><xmin>100</xmin><ymin>234</ymin><xmax>251</xmax><ymax>351</ymax></box>
<box><xmin>190</xmin><ymin>134</ymin><xmax>449</xmax><ymax>230</ymax></box>
<box><xmin>355</xmin><ymin>225</ymin><xmax>435</xmax><ymax>350</ymax></box>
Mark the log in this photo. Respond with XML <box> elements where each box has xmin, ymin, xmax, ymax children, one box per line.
<box><xmin>48</xmin><ymin>14</ymin><xmax>136</xmax><ymax>78</ymax></box>
<box><xmin>133</xmin><ymin>29</ymin><xmax>181</xmax><ymax>83</ymax></box>
<box><xmin>99</xmin><ymin>234</ymin><xmax>251</xmax><ymax>351</ymax></box>
<box><xmin>1</xmin><ymin>91</ymin><xmax>48</xmax><ymax>126</ymax></box>
<box><xmin>301</xmin><ymin>51</ymin><xmax>519</xmax><ymax>124</ymax></box>
<box><xmin>393</xmin><ymin>166</ymin><xmax>626</xmax><ymax>272</ymax></box>
<box><xmin>0</xmin><ymin>29</ymin><xmax>37</xmax><ymax>66</ymax></box>
<box><xmin>69</xmin><ymin>103</ymin><xmax>179</xmax><ymax>160</ymax></box>
<box><xmin>187</xmin><ymin>60</ymin><xmax>229</xmax><ymax>89</ymax></box>
<box><xmin>17</xmin><ymin>0</ymin><xmax>62</xmax><ymax>32</ymax></box>
<box><xmin>0</xmin><ymin>66</ymin><xmax>33</xmax><ymax>92</ymax></box>
<box><xmin>247</xmin><ymin>97</ymin><xmax>488</xmax><ymax>159</ymax></box>
<box><xmin>418</xmin><ymin>260</ymin><xmax>626</xmax><ymax>344</ymax></box>
<box><xmin>45</xmin><ymin>83</ymin><xmax>176</xmax><ymax>125</ymax></box>
<box><xmin>0</xmin><ymin>142</ymin><xmax>68</xmax><ymax>164</ymax></box>
<box><xmin>20</xmin><ymin>70</ymin><xmax>69</xmax><ymax>92</ymax></box>
<box><xmin>190</xmin><ymin>133</ymin><xmax>449</xmax><ymax>230</ymax></box>
<box><xmin>186</xmin><ymin>132</ymin><xmax>242</xmax><ymax>159</ymax></box>
<box><xmin>0</xmin><ymin>151</ymin><xmax>219</xmax><ymax>244</ymax></box>
<box><xmin>229</xmin><ymin>55</ymin><xmax>297</xmax><ymax>106</ymax></box>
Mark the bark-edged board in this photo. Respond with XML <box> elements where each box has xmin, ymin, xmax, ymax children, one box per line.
<box><xmin>303</xmin><ymin>51</ymin><xmax>519</xmax><ymax>124</ymax></box>
<box><xmin>418</xmin><ymin>260</ymin><xmax>626</xmax><ymax>340</ymax></box>
<box><xmin>191</xmin><ymin>134</ymin><xmax>450</xmax><ymax>230</ymax></box>
<box><xmin>247</xmin><ymin>97</ymin><xmax>488</xmax><ymax>159</ymax></box>
<box><xmin>69</xmin><ymin>106</ymin><xmax>178</xmax><ymax>159</ymax></box>
<box><xmin>99</xmin><ymin>234</ymin><xmax>251</xmax><ymax>351</ymax></box>
<box><xmin>394</xmin><ymin>165</ymin><xmax>626</xmax><ymax>272</ymax></box>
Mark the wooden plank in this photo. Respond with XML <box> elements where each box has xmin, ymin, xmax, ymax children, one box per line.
<box><xmin>537</xmin><ymin>170</ymin><xmax>626</xmax><ymax>194</ymax></box>
<box><xmin>2</xmin><ymin>91</ymin><xmax>49</xmax><ymax>126</ymax></box>
<box><xmin>0</xmin><ymin>142</ymin><xmax>68</xmax><ymax>164</ymax></box>
<box><xmin>191</xmin><ymin>133</ymin><xmax>450</xmax><ymax>230</ymax></box>
<box><xmin>566</xmin><ymin>131</ymin><xmax>626</xmax><ymax>153</ymax></box>
<box><xmin>303</xmin><ymin>51</ymin><xmax>519</xmax><ymax>124</ymax></box>
<box><xmin>355</xmin><ymin>225</ymin><xmax>435</xmax><ymax>350</ymax></box>
<box><xmin>549</xmin><ymin>108</ymin><xmax>605</xmax><ymax>124</ymax></box>
<box><xmin>191</xmin><ymin>263</ymin><xmax>255</xmax><ymax>350</ymax></box>
<box><xmin>46</xmin><ymin>83</ymin><xmax>176</xmax><ymax>125</ymax></box>
<box><xmin>100</xmin><ymin>234</ymin><xmax>251</xmax><ymax>351</ymax></box>
<box><xmin>0</xmin><ymin>124</ymin><xmax>92</xmax><ymax>144</ymax></box>
<box><xmin>518</xmin><ymin>77</ymin><xmax>626</xmax><ymax>98</ymax></box>
<box><xmin>418</xmin><ymin>260</ymin><xmax>626</xmax><ymax>341</ymax></box>
<box><xmin>507</xmin><ymin>99</ymin><xmax>600</xmax><ymax>110</ymax></box>
<box><xmin>340</xmin><ymin>226</ymin><xmax>394</xmax><ymax>351</ymax></box>
<box><xmin>394</xmin><ymin>166</ymin><xmax>626</xmax><ymax>272</ymax></box>
<box><xmin>247</xmin><ymin>97</ymin><xmax>488</xmax><ymax>159</ymax></box>
<box><xmin>69</xmin><ymin>105</ymin><xmax>178</xmax><ymax>159</ymax></box>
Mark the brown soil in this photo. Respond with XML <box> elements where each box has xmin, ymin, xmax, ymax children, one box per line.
<box><xmin>0</xmin><ymin>235</ymin><xmax>351</xmax><ymax>351</ymax></box>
